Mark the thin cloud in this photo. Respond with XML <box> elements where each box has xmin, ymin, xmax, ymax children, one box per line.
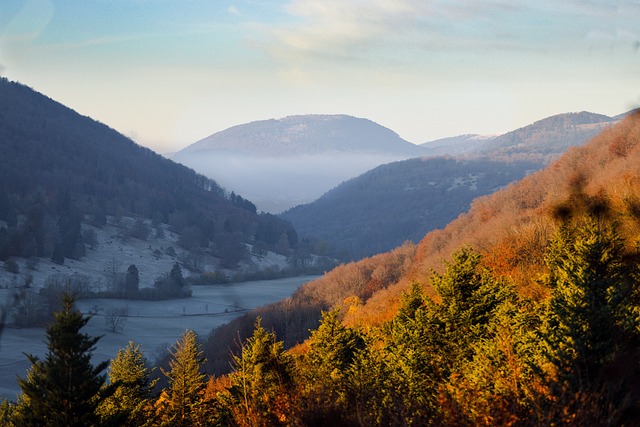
<box><xmin>268</xmin><ymin>0</ymin><xmax>640</xmax><ymax>62</ymax></box>
<box><xmin>267</xmin><ymin>0</ymin><xmax>534</xmax><ymax>63</ymax></box>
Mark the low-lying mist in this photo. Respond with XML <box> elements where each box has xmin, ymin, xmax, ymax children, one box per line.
<box><xmin>173</xmin><ymin>152</ymin><xmax>413</xmax><ymax>213</ymax></box>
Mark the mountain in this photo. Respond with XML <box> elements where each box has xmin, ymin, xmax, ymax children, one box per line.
<box><xmin>419</xmin><ymin>134</ymin><xmax>493</xmax><ymax>156</ymax></box>
<box><xmin>0</xmin><ymin>78</ymin><xmax>311</xmax><ymax>280</ymax></box>
<box><xmin>172</xmin><ymin>115</ymin><xmax>428</xmax><ymax>212</ymax></box>
<box><xmin>421</xmin><ymin>111</ymin><xmax>616</xmax><ymax>160</ymax></box>
<box><xmin>473</xmin><ymin>111</ymin><xmax>616</xmax><ymax>162</ymax></box>
<box><xmin>176</xmin><ymin>114</ymin><xmax>424</xmax><ymax>157</ymax></box>
<box><xmin>281</xmin><ymin>157</ymin><xmax>538</xmax><ymax>259</ymax></box>
<box><xmin>280</xmin><ymin>111</ymin><xmax>620</xmax><ymax>260</ymax></box>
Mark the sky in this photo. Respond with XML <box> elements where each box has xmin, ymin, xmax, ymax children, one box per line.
<box><xmin>1</xmin><ymin>0</ymin><xmax>639</xmax><ymax>154</ymax></box>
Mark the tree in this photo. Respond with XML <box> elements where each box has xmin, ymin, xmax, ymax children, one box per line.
<box><xmin>128</xmin><ymin>218</ymin><xmax>150</xmax><ymax>241</ymax></box>
<box><xmin>14</xmin><ymin>293</ymin><xmax>113</xmax><ymax>427</ymax></box>
<box><xmin>300</xmin><ymin>309</ymin><xmax>364</xmax><ymax>424</ymax></box>
<box><xmin>227</xmin><ymin>317</ymin><xmax>296</xmax><ymax>426</ymax></box>
<box><xmin>157</xmin><ymin>330</ymin><xmax>207</xmax><ymax>427</ymax></box>
<box><xmin>99</xmin><ymin>341</ymin><xmax>156</xmax><ymax>427</ymax></box>
<box><xmin>379</xmin><ymin>282</ymin><xmax>442</xmax><ymax>425</ymax></box>
<box><xmin>170</xmin><ymin>262</ymin><xmax>185</xmax><ymax>288</ymax></box>
<box><xmin>82</xmin><ymin>228</ymin><xmax>98</xmax><ymax>249</ymax></box>
<box><xmin>125</xmin><ymin>264</ymin><xmax>140</xmax><ymax>297</ymax></box>
<box><xmin>104</xmin><ymin>307</ymin><xmax>128</xmax><ymax>333</ymax></box>
<box><xmin>429</xmin><ymin>247</ymin><xmax>515</xmax><ymax>371</ymax></box>
<box><xmin>51</xmin><ymin>242</ymin><xmax>65</xmax><ymax>264</ymax></box>
<box><xmin>104</xmin><ymin>257</ymin><xmax>124</xmax><ymax>296</ymax></box>
<box><xmin>539</xmin><ymin>216</ymin><xmax>639</xmax><ymax>423</ymax></box>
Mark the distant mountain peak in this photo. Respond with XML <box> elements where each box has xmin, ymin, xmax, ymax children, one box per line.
<box><xmin>176</xmin><ymin>114</ymin><xmax>423</xmax><ymax>157</ymax></box>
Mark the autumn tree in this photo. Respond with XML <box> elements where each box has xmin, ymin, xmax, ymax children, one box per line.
<box><xmin>14</xmin><ymin>293</ymin><xmax>113</xmax><ymax>427</ymax></box>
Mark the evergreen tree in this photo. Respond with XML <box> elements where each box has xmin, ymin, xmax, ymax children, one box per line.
<box><xmin>157</xmin><ymin>330</ymin><xmax>207</xmax><ymax>427</ymax></box>
<box><xmin>125</xmin><ymin>264</ymin><xmax>140</xmax><ymax>297</ymax></box>
<box><xmin>99</xmin><ymin>341</ymin><xmax>156</xmax><ymax>426</ymax></box>
<box><xmin>381</xmin><ymin>282</ymin><xmax>442</xmax><ymax>425</ymax></box>
<box><xmin>51</xmin><ymin>242</ymin><xmax>65</xmax><ymax>264</ymax></box>
<box><xmin>441</xmin><ymin>299</ymin><xmax>544</xmax><ymax>426</ymax></box>
<box><xmin>170</xmin><ymin>262</ymin><xmax>185</xmax><ymax>288</ymax></box>
<box><xmin>0</xmin><ymin>399</ymin><xmax>16</xmax><ymax>427</ymax></box>
<box><xmin>300</xmin><ymin>309</ymin><xmax>364</xmax><ymax>424</ymax></box>
<box><xmin>14</xmin><ymin>293</ymin><xmax>112</xmax><ymax>427</ymax></box>
<box><xmin>543</xmin><ymin>218</ymin><xmax>633</xmax><ymax>383</ymax></box>
<box><xmin>227</xmin><ymin>317</ymin><xmax>295</xmax><ymax>426</ymax></box>
<box><xmin>429</xmin><ymin>247</ymin><xmax>515</xmax><ymax>371</ymax></box>
<box><xmin>540</xmin><ymin>216</ymin><xmax>639</xmax><ymax>422</ymax></box>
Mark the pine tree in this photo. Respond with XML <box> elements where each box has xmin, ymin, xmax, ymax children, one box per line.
<box><xmin>0</xmin><ymin>399</ymin><xmax>16</xmax><ymax>427</ymax></box>
<box><xmin>227</xmin><ymin>317</ymin><xmax>295</xmax><ymax>426</ymax></box>
<box><xmin>429</xmin><ymin>247</ymin><xmax>515</xmax><ymax>370</ymax></box>
<box><xmin>540</xmin><ymin>216</ymin><xmax>639</xmax><ymax>422</ymax></box>
<box><xmin>14</xmin><ymin>293</ymin><xmax>112</xmax><ymax>427</ymax></box>
<box><xmin>382</xmin><ymin>281</ymin><xmax>442</xmax><ymax>425</ymax></box>
<box><xmin>170</xmin><ymin>262</ymin><xmax>184</xmax><ymax>288</ymax></box>
<box><xmin>125</xmin><ymin>264</ymin><xmax>140</xmax><ymax>297</ymax></box>
<box><xmin>157</xmin><ymin>330</ymin><xmax>207</xmax><ymax>427</ymax></box>
<box><xmin>300</xmin><ymin>309</ymin><xmax>364</xmax><ymax>424</ymax></box>
<box><xmin>543</xmin><ymin>218</ymin><xmax>633</xmax><ymax>383</ymax></box>
<box><xmin>99</xmin><ymin>341</ymin><xmax>156</xmax><ymax>426</ymax></box>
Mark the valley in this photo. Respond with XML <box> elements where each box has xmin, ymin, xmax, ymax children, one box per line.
<box><xmin>1</xmin><ymin>76</ymin><xmax>638</xmax><ymax>425</ymax></box>
<box><xmin>0</xmin><ymin>275</ymin><xmax>316</xmax><ymax>400</ymax></box>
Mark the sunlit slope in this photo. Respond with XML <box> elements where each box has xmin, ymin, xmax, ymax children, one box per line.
<box><xmin>348</xmin><ymin>111</ymin><xmax>640</xmax><ymax>326</ymax></box>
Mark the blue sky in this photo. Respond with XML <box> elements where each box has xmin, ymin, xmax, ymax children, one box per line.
<box><xmin>1</xmin><ymin>0</ymin><xmax>639</xmax><ymax>153</ymax></box>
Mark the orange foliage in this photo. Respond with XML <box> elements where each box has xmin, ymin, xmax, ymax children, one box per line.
<box><xmin>351</xmin><ymin>112</ymin><xmax>640</xmax><ymax>322</ymax></box>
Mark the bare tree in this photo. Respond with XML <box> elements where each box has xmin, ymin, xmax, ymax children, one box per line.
<box><xmin>105</xmin><ymin>306</ymin><xmax>128</xmax><ymax>333</ymax></box>
<box><xmin>104</xmin><ymin>257</ymin><xmax>124</xmax><ymax>296</ymax></box>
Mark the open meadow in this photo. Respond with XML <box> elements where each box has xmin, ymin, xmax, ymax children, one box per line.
<box><xmin>0</xmin><ymin>275</ymin><xmax>316</xmax><ymax>401</ymax></box>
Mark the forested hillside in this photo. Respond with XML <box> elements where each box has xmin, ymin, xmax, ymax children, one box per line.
<box><xmin>473</xmin><ymin>111</ymin><xmax>616</xmax><ymax>162</ymax></box>
<box><xmin>282</xmin><ymin>157</ymin><xmax>538</xmax><ymax>259</ymax></box>
<box><xmin>0</xmin><ymin>78</ymin><xmax>300</xmax><ymax>267</ymax></box>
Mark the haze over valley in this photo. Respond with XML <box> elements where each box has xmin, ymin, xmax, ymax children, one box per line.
<box><xmin>171</xmin><ymin>115</ymin><xmax>428</xmax><ymax>212</ymax></box>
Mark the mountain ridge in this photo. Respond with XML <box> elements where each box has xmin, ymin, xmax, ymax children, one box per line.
<box><xmin>176</xmin><ymin>114</ymin><xmax>425</xmax><ymax>157</ymax></box>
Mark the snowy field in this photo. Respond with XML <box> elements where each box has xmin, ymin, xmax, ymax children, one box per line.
<box><xmin>0</xmin><ymin>275</ymin><xmax>316</xmax><ymax>401</ymax></box>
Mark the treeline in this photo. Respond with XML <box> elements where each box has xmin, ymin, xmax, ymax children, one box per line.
<box><xmin>3</xmin><ymin>210</ymin><xmax>639</xmax><ymax>425</ymax></box>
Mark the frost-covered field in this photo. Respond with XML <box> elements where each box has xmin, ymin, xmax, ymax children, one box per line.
<box><xmin>0</xmin><ymin>275</ymin><xmax>316</xmax><ymax>401</ymax></box>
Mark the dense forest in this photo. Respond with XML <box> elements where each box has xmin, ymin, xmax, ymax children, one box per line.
<box><xmin>2</xmin><ymin>110</ymin><xmax>639</xmax><ymax>425</ymax></box>
<box><xmin>0</xmin><ymin>78</ymin><xmax>302</xmax><ymax>267</ymax></box>
<box><xmin>281</xmin><ymin>157</ymin><xmax>539</xmax><ymax>259</ymax></box>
